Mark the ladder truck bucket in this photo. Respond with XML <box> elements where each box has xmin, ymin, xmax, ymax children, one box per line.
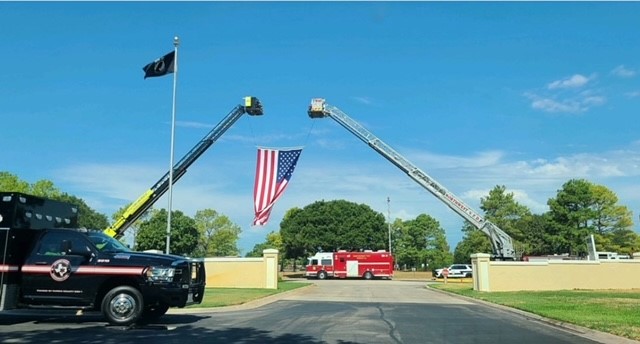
<box><xmin>244</xmin><ymin>96</ymin><xmax>264</xmax><ymax>116</ymax></box>
<box><xmin>308</xmin><ymin>98</ymin><xmax>328</xmax><ymax>118</ymax></box>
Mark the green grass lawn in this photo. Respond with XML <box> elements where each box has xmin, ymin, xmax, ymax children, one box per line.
<box><xmin>432</xmin><ymin>283</ymin><xmax>640</xmax><ymax>341</ymax></box>
<box><xmin>187</xmin><ymin>281</ymin><xmax>311</xmax><ymax>308</ymax></box>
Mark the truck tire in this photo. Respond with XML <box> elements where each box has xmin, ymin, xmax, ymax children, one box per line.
<box><xmin>317</xmin><ymin>271</ymin><xmax>328</xmax><ymax>280</ymax></box>
<box><xmin>363</xmin><ymin>271</ymin><xmax>373</xmax><ymax>280</ymax></box>
<box><xmin>101</xmin><ymin>286</ymin><xmax>144</xmax><ymax>326</ymax></box>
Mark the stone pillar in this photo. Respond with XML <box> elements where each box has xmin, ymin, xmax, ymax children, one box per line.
<box><xmin>471</xmin><ymin>253</ymin><xmax>491</xmax><ymax>292</ymax></box>
<box><xmin>263</xmin><ymin>249</ymin><xmax>279</xmax><ymax>289</ymax></box>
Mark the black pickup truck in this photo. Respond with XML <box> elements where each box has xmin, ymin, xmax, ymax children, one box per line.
<box><xmin>0</xmin><ymin>192</ymin><xmax>205</xmax><ymax>325</ymax></box>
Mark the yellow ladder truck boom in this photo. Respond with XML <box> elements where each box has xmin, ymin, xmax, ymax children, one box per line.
<box><xmin>105</xmin><ymin>96</ymin><xmax>264</xmax><ymax>239</ymax></box>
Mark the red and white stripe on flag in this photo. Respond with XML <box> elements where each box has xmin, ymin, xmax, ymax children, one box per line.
<box><xmin>253</xmin><ymin>147</ymin><xmax>302</xmax><ymax>226</ymax></box>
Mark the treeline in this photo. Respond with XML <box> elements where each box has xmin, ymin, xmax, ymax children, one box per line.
<box><xmin>0</xmin><ymin>172</ymin><xmax>242</xmax><ymax>257</ymax></box>
<box><xmin>251</xmin><ymin>179</ymin><xmax>639</xmax><ymax>269</ymax></box>
<box><xmin>3</xmin><ymin>171</ymin><xmax>639</xmax><ymax>270</ymax></box>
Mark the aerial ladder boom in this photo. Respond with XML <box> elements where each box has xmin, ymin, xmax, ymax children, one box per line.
<box><xmin>307</xmin><ymin>98</ymin><xmax>515</xmax><ymax>260</ymax></box>
<box><xmin>104</xmin><ymin>96</ymin><xmax>264</xmax><ymax>239</ymax></box>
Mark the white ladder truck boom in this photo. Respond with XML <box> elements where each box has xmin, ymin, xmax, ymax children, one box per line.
<box><xmin>307</xmin><ymin>98</ymin><xmax>515</xmax><ymax>260</ymax></box>
<box><xmin>104</xmin><ymin>96</ymin><xmax>264</xmax><ymax>239</ymax></box>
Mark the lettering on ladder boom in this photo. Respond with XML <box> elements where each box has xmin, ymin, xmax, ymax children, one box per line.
<box><xmin>445</xmin><ymin>193</ymin><xmax>484</xmax><ymax>223</ymax></box>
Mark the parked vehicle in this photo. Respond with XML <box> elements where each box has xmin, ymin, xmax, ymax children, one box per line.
<box><xmin>597</xmin><ymin>251</ymin><xmax>630</xmax><ymax>260</ymax></box>
<box><xmin>0</xmin><ymin>192</ymin><xmax>206</xmax><ymax>326</ymax></box>
<box><xmin>433</xmin><ymin>264</ymin><xmax>473</xmax><ymax>278</ymax></box>
<box><xmin>305</xmin><ymin>250</ymin><xmax>394</xmax><ymax>280</ymax></box>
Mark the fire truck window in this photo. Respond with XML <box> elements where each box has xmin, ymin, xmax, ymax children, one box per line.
<box><xmin>311</xmin><ymin>259</ymin><xmax>318</xmax><ymax>265</ymax></box>
<box><xmin>321</xmin><ymin>259</ymin><xmax>332</xmax><ymax>266</ymax></box>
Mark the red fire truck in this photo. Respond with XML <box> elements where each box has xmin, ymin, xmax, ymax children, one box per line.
<box><xmin>305</xmin><ymin>250</ymin><xmax>394</xmax><ymax>280</ymax></box>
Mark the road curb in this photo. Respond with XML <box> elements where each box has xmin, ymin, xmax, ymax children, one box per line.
<box><xmin>167</xmin><ymin>283</ymin><xmax>315</xmax><ymax>314</ymax></box>
<box><xmin>426</xmin><ymin>285</ymin><xmax>640</xmax><ymax>344</ymax></box>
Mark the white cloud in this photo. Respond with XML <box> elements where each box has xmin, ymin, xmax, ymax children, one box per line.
<box><xmin>547</xmin><ymin>74</ymin><xmax>590</xmax><ymax>90</ymax></box>
<box><xmin>352</xmin><ymin>96</ymin><xmax>373</xmax><ymax>105</ymax></box>
<box><xmin>581</xmin><ymin>95</ymin><xmax>606</xmax><ymax>106</ymax></box>
<box><xmin>611</xmin><ymin>65</ymin><xmax>636</xmax><ymax>78</ymax></box>
<box><xmin>524</xmin><ymin>83</ymin><xmax>607</xmax><ymax>114</ymax></box>
<box><xmin>625</xmin><ymin>91</ymin><xmax>640</xmax><ymax>98</ymax></box>
<box><xmin>176</xmin><ymin>120</ymin><xmax>214</xmax><ymax>129</ymax></box>
<box><xmin>509</xmin><ymin>189</ymin><xmax>549</xmax><ymax>213</ymax></box>
<box><xmin>530</xmin><ymin>97</ymin><xmax>584</xmax><ymax>113</ymax></box>
<box><xmin>408</xmin><ymin>150</ymin><xmax>503</xmax><ymax>169</ymax></box>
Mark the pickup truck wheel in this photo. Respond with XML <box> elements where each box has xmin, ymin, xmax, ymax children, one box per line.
<box><xmin>317</xmin><ymin>271</ymin><xmax>328</xmax><ymax>280</ymax></box>
<box><xmin>363</xmin><ymin>271</ymin><xmax>373</xmax><ymax>280</ymax></box>
<box><xmin>102</xmin><ymin>286</ymin><xmax>144</xmax><ymax>326</ymax></box>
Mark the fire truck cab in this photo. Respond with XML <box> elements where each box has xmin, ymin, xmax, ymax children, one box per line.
<box><xmin>305</xmin><ymin>250</ymin><xmax>394</xmax><ymax>280</ymax></box>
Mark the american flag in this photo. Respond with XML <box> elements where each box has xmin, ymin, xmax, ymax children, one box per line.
<box><xmin>253</xmin><ymin>148</ymin><xmax>303</xmax><ymax>226</ymax></box>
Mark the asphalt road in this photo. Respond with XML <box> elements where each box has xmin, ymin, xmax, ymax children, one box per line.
<box><xmin>0</xmin><ymin>279</ymin><xmax>636</xmax><ymax>344</ymax></box>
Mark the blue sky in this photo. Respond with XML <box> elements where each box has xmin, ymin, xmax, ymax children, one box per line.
<box><xmin>2</xmin><ymin>2</ymin><xmax>640</xmax><ymax>255</ymax></box>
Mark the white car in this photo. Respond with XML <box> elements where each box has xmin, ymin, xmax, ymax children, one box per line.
<box><xmin>433</xmin><ymin>264</ymin><xmax>473</xmax><ymax>278</ymax></box>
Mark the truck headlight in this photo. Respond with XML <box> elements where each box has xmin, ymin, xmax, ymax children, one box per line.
<box><xmin>144</xmin><ymin>267</ymin><xmax>175</xmax><ymax>282</ymax></box>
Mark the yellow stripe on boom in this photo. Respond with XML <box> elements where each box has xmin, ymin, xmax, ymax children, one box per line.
<box><xmin>104</xmin><ymin>189</ymin><xmax>154</xmax><ymax>237</ymax></box>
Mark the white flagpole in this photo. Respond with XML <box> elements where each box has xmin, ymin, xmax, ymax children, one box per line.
<box><xmin>166</xmin><ymin>36</ymin><xmax>179</xmax><ymax>255</ymax></box>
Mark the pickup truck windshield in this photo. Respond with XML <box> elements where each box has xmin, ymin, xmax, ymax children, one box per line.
<box><xmin>88</xmin><ymin>232</ymin><xmax>131</xmax><ymax>253</ymax></box>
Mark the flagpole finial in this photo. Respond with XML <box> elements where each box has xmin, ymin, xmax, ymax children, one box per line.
<box><xmin>173</xmin><ymin>36</ymin><xmax>180</xmax><ymax>47</ymax></box>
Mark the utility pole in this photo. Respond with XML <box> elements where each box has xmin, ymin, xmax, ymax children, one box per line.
<box><xmin>387</xmin><ymin>196</ymin><xmax>392</xmax><ymax>254</ymax></box>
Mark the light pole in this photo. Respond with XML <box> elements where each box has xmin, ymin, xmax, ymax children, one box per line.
<box><xmin>387</xmin><ymin>197</ymin><xmax>392</xmax><ymax>253</ymax></box>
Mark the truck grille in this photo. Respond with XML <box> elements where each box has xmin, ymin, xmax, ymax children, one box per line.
<box><xmin>174</xmin><ymin>260</ymin><xmax>205</xmax><ymax>286</ymax></box>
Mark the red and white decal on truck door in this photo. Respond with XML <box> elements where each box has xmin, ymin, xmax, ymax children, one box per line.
<box><xmin>0</xmin><ymin>264</ymin><xmax>19</xmax><ymax>272</ymax></box>
<box><xmin>21</xmin><ymin>264</ymin><xmax>145</xmax><ymax>277</ymax></box>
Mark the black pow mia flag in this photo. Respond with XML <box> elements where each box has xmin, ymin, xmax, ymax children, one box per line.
<box><xmin>142</xmin><ymin>51</ymin><xmax>175</xmax><ymax>79</ymax></box>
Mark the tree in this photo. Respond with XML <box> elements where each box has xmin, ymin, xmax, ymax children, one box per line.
<box><xmin>57</xmin><ymin>193</ymin><xmax>109</xmax><ymax>230</ymax></box>
<box><xmin>246</xmin><ymin>231</ymin><xmax>283</xmax><ymax>257</ymax></box>
<box><xmin>454</xmin><ymin>230</ymin><xmax>491</xmax><ymax>264</ymax></box>
<box><xmin>246</xmin><ymin>231</ymin><xmax>290</xmax><ymax>271</ymax></box>
<box><xmin>30</xmin><ymin>180</ymin><xmax>62</xmax><ymax>198</ymax></box>
<box><xmin>590</xmin><ymin>184</ymin><xmax>633</xmax><ymax>234</ymax></box>
<box><xmin>1</xmin><ymin>171</ymin><xmax>61</xmax><ymax>197</ymax></box>
<box><xmin>0</xmin><ymin>171</ymin><xmax>31</xmax><ymax>193</ymax></box>
<box><xmin>389</xmin><ymin>218</ymin><xmax>405</xmax><ymax>255</ymax></box>
<box><xmin>453</xmin><ymin>223</ymin><xmax>491</xmax><ymax>264</ymax></box>
<box><xmin>0</xmin><ymin>171</ymin><xmax>108</xmax><ymax>230</ymax></box>
<box><xmin>519</xmin><ymin>213</ymin><xmax>558</xmax><ymax>256</ymax></box>
<box><xmin>135</xmin><ymin>209</ymin><xmax>198</xmax><ymax>256</ymax></box>
<box><xmin>393</xmin><ymin>214</ymin><xmax>452</xmax><ymax>270</ymax></box>
<box><xmin>280</xmin><ymin>200</ymin><xmax>387</xmax><ymax>261</ymax></box>
<box><xmin>453</xmin><ymin>185</ymin><xmax>531</xmax><ymax>260</ymax></box>
<box><xmin>480</xmin><ymin>185</ymin><xmax>531</xmax><ymax>243</ymax></box>
<box><xmin>193</xmin><ymin>209</ymin><xmax>241</xmax><ymax>257</ymax></box>
<box><xmin>548</xmin><ymin>179</ymin><xmax>634</xmax><ymax>256</ymax></box>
